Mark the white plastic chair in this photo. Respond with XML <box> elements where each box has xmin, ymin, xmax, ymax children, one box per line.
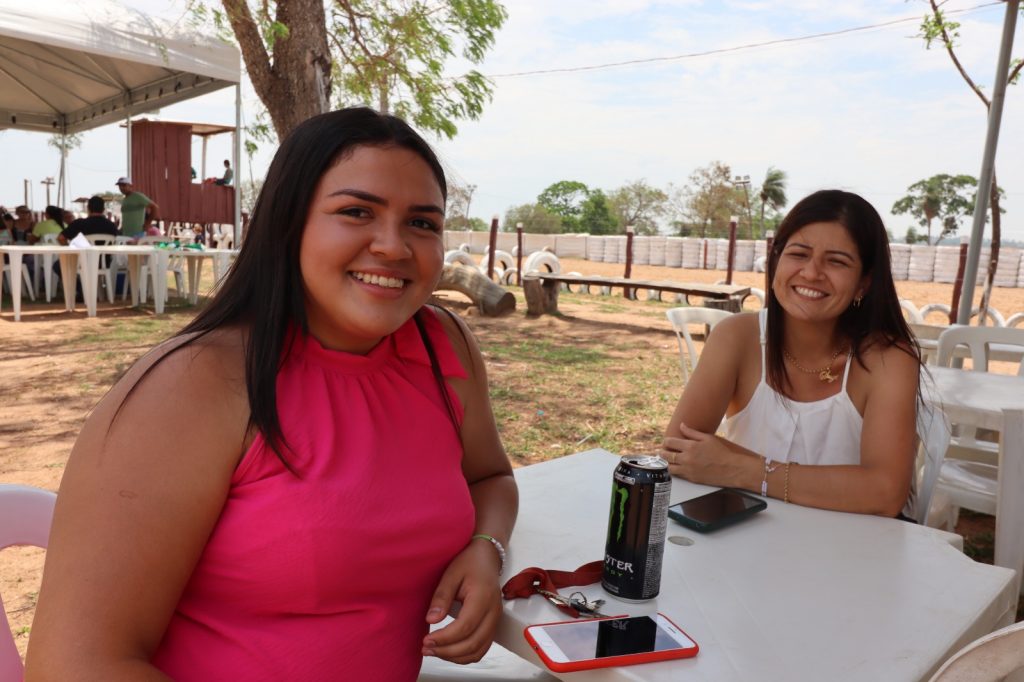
<box><xmin>1</xmin><ymin>259</ymin><xmax>36</xmax><ymax>303</ymax></box>
<box><xmin>928</xmin><ymin>620</ymin><xmax>1024</xmax><ymax>682</ymax></box>
<box><xmin>85</xmin><ymin>234</ymin><xmax>116</xmax><ymax>303</ymax></box>
<box><xmin>665</xmin><ymin>307</ymin><xmax>733</xmax><ymax>383</ymax></box>
<box><xmin>900</xmin><ymin>299</ymin><xmax>925</xmax><ymax>324</ymax></box>
<box><xmin>932</xmin><ymin>327</ymin><xmax>1024</xmax><ymax>529</ymax></box>
<box><xmin>0</xmin><ymin>484</ymin><xmax>57</xmax><ymax>680</ymax></box>
<box><xmin>137</xmin><ymin>236</ymin><xmax>184</xmax><ymax>303</ymax></box>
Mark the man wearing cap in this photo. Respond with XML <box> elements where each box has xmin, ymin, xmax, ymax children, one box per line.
<box><xmin>116</xmin><ymin>177</ymin><xmax>159</xmax><ymax>237</ymax></box>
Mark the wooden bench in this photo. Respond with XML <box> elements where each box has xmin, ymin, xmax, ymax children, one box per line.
<box><xmin>522</xmin><ymin>273</ymin><xmax>751</xmax><ymax>315</ymax></box>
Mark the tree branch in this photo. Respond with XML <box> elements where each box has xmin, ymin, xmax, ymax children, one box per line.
<box><xmin>221</xmin><ymin>0</ymin><xmax>276</xmax><ymax>96</ymax></box>
<box><xmin>928</xmin><ymin>0</ymin><xmax>990</xmax><ymax>108</ymax></box>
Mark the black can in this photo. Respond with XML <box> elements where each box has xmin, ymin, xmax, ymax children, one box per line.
<box><xmin>602</xmin><ymin>455</ymin><xmax>671</xmax><ymax>601</ymax></box>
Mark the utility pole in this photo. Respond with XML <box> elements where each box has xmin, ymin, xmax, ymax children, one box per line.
<box><xmin>732</xmin><ymin>175</ymin><xmax>753</xmax><ymax>238</ymax></box>
<box><xmin>464</xmin><ymin>184</ymin><xmax>477</xmax><ymax>228</ymax></box>
<box><xmin>41</xmin><ymin>177</ymin><xmax>55</xmax><ymax>206</ymax></box>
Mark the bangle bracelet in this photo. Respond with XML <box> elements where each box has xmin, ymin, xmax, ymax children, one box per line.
<box><xmin>761</xmin><ymin>457</ymin><xmax>779</xmax><ymax>497</ymax></box>
<box><xmin>472</xmin><ymin>533</ymin><xmax>506</xmax><ymax>575</ymax></box>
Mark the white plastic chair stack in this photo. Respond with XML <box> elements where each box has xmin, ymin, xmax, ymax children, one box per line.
<box><xmin>665</xmin><ymin>307</ymin><xmax>733</xmax><ymax>383</ymax></box>
<box><xmin>0</xmin><ymin>484</ymin><xmax>57</xmax><ymax>680</ymax></box>
<box><xmin>933</xmin><ymin>327</ymin><xmax>1024</xmax><ymax>527</ymax></box>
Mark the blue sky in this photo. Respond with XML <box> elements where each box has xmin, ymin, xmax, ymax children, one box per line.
<box><xmin>2</xmin><ymin>0</ymin><xmax>1021</xmax><ymax>241</ymax></box>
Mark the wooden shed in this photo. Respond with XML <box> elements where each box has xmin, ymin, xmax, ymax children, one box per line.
<box><xmin>129</xmin><ymin>119</ymin><xmax>235</xmax><ymax>225</ymax></box>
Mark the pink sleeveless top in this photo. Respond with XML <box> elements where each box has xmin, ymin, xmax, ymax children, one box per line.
<box><xmin>151</xmin><ymin>309</ymin><xmax>476</xmax><ymax>681</ymax></box>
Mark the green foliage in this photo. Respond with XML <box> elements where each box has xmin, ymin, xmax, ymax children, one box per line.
<box><xmin>891</xmin><ymin>174</ymin><xmax>978</xmax><ymax>245</ymax></box>
<box><xmin>904</xmin><ymin>226</ymin><xmax>927</xmax><ymax>244</ymax></box>
<box><xmin>578</xmin><ymin>190</ymin><xmax>619</xmax><ymax>235</ymax></box>
<box><xmin>47</xmin><ymin>133</ymin><xmax>82</xmax><ymax>154</ymax></box>
<box><xmin>503</xmin><ymin>203</ymin><xmax>562</xmax><ymax>234</ymax></box>
<box><xmin>330</xmin><ymin>0</ymin><xmax>507</xmax><ymax>139</ymax></box>
<box><xmin>537</xmin><ymin>180</ymin><xmax>590</xmax><ymax>232</ymax></box>
<box><xmin>607</xmin><ymin>180</ymin><xmax>667</xmax><ymax>235</ymax></box>
<box><xmin>676</xmin><ymin>161</ymin><xmax>744</xmax><ymax>238</ymax></box>
<box><xmin>758</xmin><ymin>167</ymin><xmax>787</xmax><ymax>239</ymax></box>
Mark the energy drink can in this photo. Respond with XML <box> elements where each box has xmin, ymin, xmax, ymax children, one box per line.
<box><xmin>602</xmin><ymin>455</ymin><xmax>671</xmax><ymax>601</ymax></box>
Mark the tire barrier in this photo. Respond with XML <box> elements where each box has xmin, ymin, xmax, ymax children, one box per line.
<box><xmin>480</xmin><ymin>248</ymin><xmax>514</xmax><ymax>273</ymax></box>
<box><xmin>524</xmin><ymin>251</ymin><xmax>561</xmax><ymax>275</ymax></box>
<box><xmin>1008</xmin><ymin>313</ymin><xmax>1024</xmax><ymax>328</ymax></box>
<box><xmin>440</xmin><ymin>230</ymin><xmax>1024</xmax><ymax>287</ymax></box>
<box><xmin>500</xmin><ymin>268</ymin><xmax>518</xmax><ymax>286</ymax></box>
<box><xmin>444</xmin><ymin>250</ymin><xmax>477</xmax><ymax>267</ymax></box>
<box><xmin>563</xmin><ymin>272</ymin><xmax>589</xmax><ymax>294</ymax></box>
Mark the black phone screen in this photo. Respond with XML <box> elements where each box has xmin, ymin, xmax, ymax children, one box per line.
<box><xmin>675</xmin><ymin>488</ymin><xmax>762</xmax><ymax>524</ymax></box>
<box><xmin>541</xmin><ymin>616</ymin><xmax>689</xmax><ymax>661</ymax></box>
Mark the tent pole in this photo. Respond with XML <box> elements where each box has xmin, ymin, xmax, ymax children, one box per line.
<box><xmin>126</xmin><ymin>108</ymin><xmax>132</xmax><ymax>179</ymax></box>
<box><xmin>234</xmin><ymin>83</ymin><xmax>242</xmax><ymax>247</ymax></box>
<box><xmin>956</xmin><ymin>0</ymin><xmax>1019</xmax><ymax>325</ymax></box>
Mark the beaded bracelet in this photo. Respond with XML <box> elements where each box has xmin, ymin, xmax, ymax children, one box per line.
<box><xmin>761</xmin><ymin>457</ymin><xmax>779</xmax><ymax>497</ymax></box>
<box><xmin>472</xmin><ymin>533</ymin><xmax>507</xmax><ymax>575</ymax></box>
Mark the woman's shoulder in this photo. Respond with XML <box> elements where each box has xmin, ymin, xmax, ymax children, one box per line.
<box><xmin>856</xmin><ymin>335</ymin><xmax>920</xmax><ymax>378</ymax></box>
<box><xmin>708</xmin><ymin>310</ymin><xmax>760</xmax><ymax>345</ymax></box>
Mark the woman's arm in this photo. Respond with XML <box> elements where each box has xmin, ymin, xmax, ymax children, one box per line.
<box><xmin>421</xmin><ymin>307</ymin><xmax>518</xmax><ymax>664</ymax></box>
<box><xmin>664</xmin><ymin>342</ymin><xmax>920</xmax><ymax>517</ymax></box>
<box><xmin>25</xmin><ymin>333</ymin><xmax>250</xmax><ymax>680</ymax></box>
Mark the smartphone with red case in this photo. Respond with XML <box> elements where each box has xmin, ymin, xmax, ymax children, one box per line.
<box><xmin>523</xmin><ymin>612</ymin><xmax>698</xmax><ymax>673</ymax></box>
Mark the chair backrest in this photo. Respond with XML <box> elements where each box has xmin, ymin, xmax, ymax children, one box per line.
<box><xmin>900</xmin><ymin>299</ymin><xmax>925</xmax><ymax>324</ymax></box>
<box><xmin>114</xmin><ymin>235</ymin><xmax>135</xmax><ymax>244</ymax></box>
<box><xmin>913</xmin><ymin>380</ymin><xmax>952</xmax><ymax>525</ymax></box>
<box><xmin>84</xmin><ymin>234</ymin><xmax>113</xmax><ymax>246</ymax></box>
<box><xmin>665</xmin><ymin>307</ymin><xmax>733</xmax><ymax>382</ymax></box>
<box><xmin>137</xmin><ymin>235</ymin><xmax>169</xmax><ymax>245</ymax></box>
<box><xmin>40</xmin><ymin>233</ymin><xmax>59</xmax><ymax>244</ymax></box>
<box><xmin>928</xmin><ymin>620</ymin><xmax>1024</xmax><ymax>681</ymax></box>
<box><xmin>937</xmin><ymin>326</ymin><xmax>1024</xmax><ymax>376</ymax></box>
<box><xmin>0</xmin><ymin>484</ymin><xmax>57</xmax><ymax>680</ymax></box>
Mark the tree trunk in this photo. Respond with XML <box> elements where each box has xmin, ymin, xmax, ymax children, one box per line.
<box><xmin>977</xmin><ymin>169</ymin><xmax>1001</xmax><ymax>325</ymax></box>
<box><xmin>222</xmin><ymin>0</ymin><xmax>332</xmax><ymax>140</ymax></box>
<box><xmin>436</xmin><ymin>264</ymin><xmax>516</xmax><ymax>316</ymax></box>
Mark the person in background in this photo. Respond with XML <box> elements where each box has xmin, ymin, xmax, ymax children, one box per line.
<box><xmin>13</xmin><ymin>205</ymin><xmax>34</xmax><ymax>242</ymax></box>
<box><xmin>115</xmin><ymin>176</ymin><xmax>159</xmax><ymax>237</ymax></box>
<box><xmin>214</xmin><ymin>158</ymin><xmax>233</xmax><ymax>186</ymax></box>
<box><xmin>60</xmin><ymin>196</ymin><xmax>118</xmax><ymax>245</ymax></box>
<box><xmin>27</xmin><ymin>107</ymin><xmax>517</xmax><ymax>681</ymax></box>
<box><xmin>661</xmin><ymin>189</ymin><xmax>922</xmax><ymax>519</ymax></box>
<box><xmin>1</xmin><ymin>212</ymin><xmax>14</xmax><ymax>243</ymax></box>
<box><xmin>62</xmin><ymin>209</ymin><xmax>76</xmax><ymax>226</ymax></box>
<box><xmin>28</xmin><ymin>205</ymin><xmax>65</xmax><ymax>244</ymax></box>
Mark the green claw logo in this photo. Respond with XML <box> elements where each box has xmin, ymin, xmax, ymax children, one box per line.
<box><xmin>614</xmin><ymin>484</ymin><xmax>629</xmax><ymax>541</ymax></box>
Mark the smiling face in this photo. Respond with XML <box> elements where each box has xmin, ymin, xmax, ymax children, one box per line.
<box><xmin>771</xmin><ymin>221</ymin><xmax>869</xmax><ymax>323</ymax></box>
<box><xmin>298</xmin><ymin>144</ymin><xmax>446</xmax><ymax>353</ymax></box>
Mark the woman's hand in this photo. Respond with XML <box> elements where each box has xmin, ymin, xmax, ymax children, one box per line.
<box><xmin>422</xmin><ymin>539</ymin><xmax>503</xmax><ymax>664</ymax></box>
<box><xmin>661</xmin><ymin>421</ymin><xmax>758</xmax><ymax>488</ymax></box>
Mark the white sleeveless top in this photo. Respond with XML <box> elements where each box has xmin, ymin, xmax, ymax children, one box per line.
<box><xmin>722</xmin><ymin>309</ymin><xmax>863</xmax><ymax>466</ymax></box>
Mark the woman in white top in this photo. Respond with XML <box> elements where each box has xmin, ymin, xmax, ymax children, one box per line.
<box><xmin>662</xmin><ymin>190</ymin><xmax>922</xmax><ymax>517</ymax></box>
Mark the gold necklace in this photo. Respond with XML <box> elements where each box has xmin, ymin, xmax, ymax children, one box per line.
<box><xmin>783</xmin><ymin>346</ymin><xmax>846</xmax><ymax>384</ymax></box>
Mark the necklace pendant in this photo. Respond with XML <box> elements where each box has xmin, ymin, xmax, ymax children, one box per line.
<box><xmin>819</xmin><ymin>368</ymin><xmax>837</xmax><ymax>383</ymax></box>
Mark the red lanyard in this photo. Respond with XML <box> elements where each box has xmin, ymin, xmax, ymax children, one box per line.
<box><xmin>501</xmin><ymin>561</ymin><xmax>604</xmax><ymax>618</ymax></box>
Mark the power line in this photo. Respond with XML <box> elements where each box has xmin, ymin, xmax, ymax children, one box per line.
<box><xmin>486</xmin><ymin>2</ymin><xmax>1003</xmax><ymax>79</ymax></box>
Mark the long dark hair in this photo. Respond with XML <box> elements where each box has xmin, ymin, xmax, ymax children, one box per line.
<box><xmin>45</xmin><ymin>205</ymin><xmax>64</xmax><ymax>229</ymax></box>
<box><xmin>127</xmin><ymin>108</ymin><xmax>449</xmax><ymax>464</ymax></box>
<box><xmin>765</xmin><ymin>189</ymin><xmax>921</xmax><ymax>394</ymax></box>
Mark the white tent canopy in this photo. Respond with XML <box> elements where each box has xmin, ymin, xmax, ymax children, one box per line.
<box><xmin>0</xmin><ymin>0</ymin><xmax>240</xmax><ymax>135</ymax></box>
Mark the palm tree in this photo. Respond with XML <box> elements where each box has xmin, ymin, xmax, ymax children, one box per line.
<box><xmin>758</xmin><ymin>167</ymin><xmax>788</xmax><ymax>238</ymax></box>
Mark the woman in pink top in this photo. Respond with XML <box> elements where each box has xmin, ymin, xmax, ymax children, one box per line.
<box><xmin>660</xmin><ymin>190</ymin><xmax>923</xmax><ymax>517</ymax></box>
<box><xmin>27</xmin><ymin>108</ymin><xmax>518</xmax><ymax>680</ymax></box>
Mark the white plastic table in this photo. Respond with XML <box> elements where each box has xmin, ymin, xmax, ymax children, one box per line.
<box><xmin>174</xmin><ymin>248</ymin><xmax>235</xmax><ymax>304</ymax></box>
<box><xmin>0</xmin><ymin>244</ymin><xmax>169</xmax><ymax>320</ymax></box>
<box><xmin>495</xmin><ymin>449</ymin><xmax>1018</xmax><ymax>681</ymax></box>
<box><xmin>926</xmin><ymin>366</ymin><xmax>1024</xmax><ymax>591</ymax></box>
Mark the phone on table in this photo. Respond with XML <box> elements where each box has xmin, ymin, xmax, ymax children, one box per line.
<box><xmin>523</xmin><ymin>613</ymin><xmax>698</xmax><ymax>673</ymax></box>
<box><xmin>668</xmin><ymin>487</ymin><xmax>767</xmax><ymax>533</ymax></box>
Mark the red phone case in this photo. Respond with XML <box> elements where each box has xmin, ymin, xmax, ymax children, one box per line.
<box><xmin>523</xmin><ymin>612</ymin><xmax>699</xmax><ymax>673</ymax></box>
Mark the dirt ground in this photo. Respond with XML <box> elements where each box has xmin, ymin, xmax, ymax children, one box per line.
<box><xmin>2</xmin><ymin>259</ymin><xmax>1023</xmax><ymax>659</ymax></box>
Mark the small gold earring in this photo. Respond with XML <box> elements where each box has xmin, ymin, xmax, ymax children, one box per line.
<box><xmin>853</xmin><ymin>295</ymin><xmax>863</xmax><ymax>308</ymax></box>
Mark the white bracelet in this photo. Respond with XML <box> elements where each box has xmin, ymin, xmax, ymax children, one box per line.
<box><xmin>762</xmin><ymin>457</ymin><xmax>779</xmax><ymax>497</ymax></box>
<box><xmin>472</xmin><ymin>533</ymin><xmax>506</xmax><ymax>575</ymax></box>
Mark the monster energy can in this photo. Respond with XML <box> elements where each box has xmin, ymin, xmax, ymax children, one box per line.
<box><xmin>602</xmin><ymin>455</ymin><xmax>671</xmax><ymax>601</ymax></box>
